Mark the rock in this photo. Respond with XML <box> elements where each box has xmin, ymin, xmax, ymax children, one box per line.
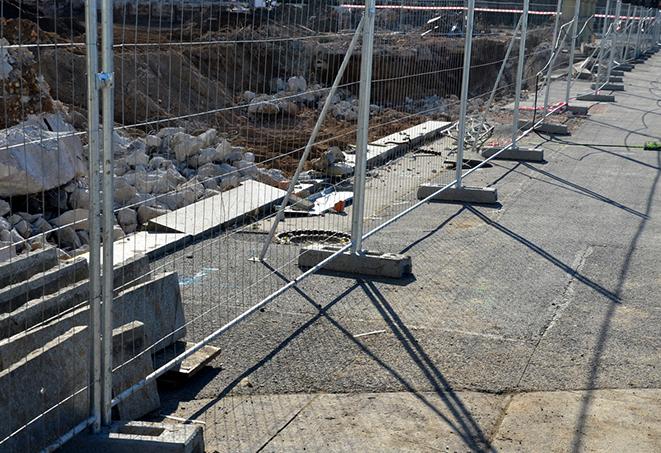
<box><xmin>281</xmin><ymin>101</ymin><xmax>299</xmax><ymax>116</ymax></box>
<box><xmin>14</xmin><ymin>219</ymin><xmax>32</xmax><ymax>238</ymax></box>
<box><xmin>242</xmin><ymin>91</ymin><xmax>256</xmax><ymax>102</ymax></box>
<box><xmin>114</xmin><ymin>177</ymin><xmax>138</xmax><ymax>205</ymax></box>
<box><xmin>0</xmin><ymin>199</ymin><xmax>9</xmax><ymax>216</ymax></box>
<box><xmin>215</xmin><ymin>139</ymin><xmax>232</xmax><ymax>162</ymax></box>
<box><xmin>236</xmin><ymin>160</ymin><xmax>258</xmax><ymax>177</ymax></box>
<box><xmin>0</xmin><ymin>241</ymin><xmax>16</xmax><ymax>262</ymax></box>
<box><xmin>203</xmin><ymin>189</ymin><xmax>220</xmax><ymax>198</ymax></box>
<box><xmin>287</xmin><ymin>76</ymin><xmax>307</xmax><ymax>93</ymax></box>
<box><xmin>44</xmin><ymin>187</ymin><xmax>70</xmax><ymax>211</ymax></box>
<box><xmin>312</xmin><ymin>147</ymin><xmax>346</xmax><ymax>171</ymax></box>
<box><xmin>0</xmin><ymin>217</ymin><xmax>10</xmax><ymax>230</ymax></box>
<box><xmin>197</xmin><ymin>163</ymin><xmax>224</xmax><ymax>180</ymax></box>
<box><xmin>202</xmin><ymin>178</ymin><xmax>218</xmax><ymax>190</ymax></box>
<box><xmin>69</xmin><ymin>188</ymin><xmax>90</xmax><ymax>210</ymax></box>
<box><xmin>171</xmin><ymin>132</ymin><xmax>203</xmax><ymax>162</ymax></box>
<box><xmin>331</xmin><ymin>100</ymin><xmax>357</xmax><ymax>121</ymax></box>
<box><xmin>77</xmin><ymin>230</ymin><xmax>89</xmax><ymax>245</ymax></box>
<box><xmin>0</xmin><ymin>114</ymin><xmax>85</xmax><ymax>196</ymax></box>
<box><xmin>137</xmin><ymin>205</ymin><xmax>169</xmax><ymax>225</ymax></box>
<box><xmin>243</xmin><ymin>152</ymin><xmax>255</xmax><ymax>163</ymax></box>
<box><xmin>32</xmin><ymin>217</ymin><xmax>52</xmax><ymax>235</ymax></box>
<box><xmin>270</xmin><ymin>78</ymin><xmax>286</xmax><ymax>93</ymax></box>
<box><xmin>218</xmin><ymin>174</ymin><xmax>240</xmax><ymax>191</ymax></box>
<box><xmin>126</xmin><ymin>149</ymin><xmax>150</xmax><ymax>167</ymax></box>
<box><xmin>157</xmin><ymin>127</ymin><xmax>184</xmax><ymax>138</ymax></box>
<box><xmin>117</xmin><ymin>208</ymin><xmax>138</xmax><ymax>234</ymax></box>
<box><xmin>227</xmin><ymin>148</ymin><xmax>244</xmax><ymax>162</ymax></box>
<box><xmin>114</xmin><ymin>159</ymin><xmax>130</xmax><ymax>176</ymax></box>
<box><xmin>112</xmin><ymin>225</ymin><xmax>125</xmax><ymax>241</ymax></box>
<box><xmin>197</xmin><ymin>128</ymin><xmax>217</xmax><ymax>148</ymax></box>
<box><xmin>145</xmin><ymin>135</ymin><xmax>162</xmax><ymax>149</ymax></box>
<box><xmin>7</xmin><ymin>214</ymin><xmax>22</xmax><ymax>226</ymax></box>
<box><xmin>248</xmin><ymin>96</ymin><xmax>280</xmax><ymax>115</ymax></box>
<box><xmin>51</xmin><ymin>209</ymin><xmax>89</xmax><ymax>231</ymax></box>
<box><xmin>326</xmin><ymin>162</ymin><xmax>353</xmax><ymax>177</ymax></box>
<box><xmin>148</xmin><ymin>156</ymin><xmax>172</xmax><ymax>170</ymax></box>
<box><xmin>54</xmin><ymin>226</ymin><xmax>81</xmax><ymax>250</ymax></box>
<box><xmin>257</xmin><ymin>168</ymin><xmax>288</xmax><ymax>189</ymax></box>
<box><xmin>18</xmin><ymin>211</ymin><xmax>40</xmax><ymax>223</ymax></box>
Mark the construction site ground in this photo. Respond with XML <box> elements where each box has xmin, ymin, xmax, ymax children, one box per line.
<box><xmin>150</xmin><ymin>55</ymin><xmax>661</xmax><ymax>452</ymax></box>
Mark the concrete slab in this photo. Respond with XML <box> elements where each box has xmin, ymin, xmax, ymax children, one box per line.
<box><xmin>147</xmin><ymin>180</ymin><xmax>286</xmax><ymax>237</ymax></box>
<box><xmin>0</xmin><ymin>257</ymin><xmax>88</xmax><ymax>314</ymax></box>
<box><xmin>590</xmin><ymin>83</ymin><xmax>624</xmax><ymax>91</ymax></box>
<box><xmin>492</xmin><ymin>389</ymin><xmax>661</xmax><ymax>453</ymax></box>
<box><xmin>532</xmin><ymin>122</ymin><xmax>571</xmax><ymax>135</ymax></box>
<box><xmin>417</xmin><ymin>184</ymin><xmax>498</xmax><ymax>204</ymax></box>
<box><xmin>0</xmin><ymin>247</ymin><xmax>59</xmax><ymax>290</ymax></box>
<box><xmin>481</xmin><ymin>146</ymin><xmax>544</xmax><ymax>162</ymax></box>
<box><xmin>0</xmin><ymin>254</ymin><xmax>149</xmax><ymax>340</ymax></box>
<box><xmin>298</xmin><ymin>245</ymin><xmax>412</xmax><ymax>279</ymax></box>
<box><xmin>62</xmin><ymin>421</ymin><xmax>204</xmax><ymax>453</ymax></box>
<box><xmin>344</xmin><ymin>120</ymin><xmax>452</xmax><ymax>169</ymax></box>
<box><xmin>576</xmin><ymin>93</ymin><xmax>616</xmax><ymax>102</ymax></box>
<box><xmin>566</xmin><ymin>104</ymin><xmax>589</xmax><ymax>116</ymax></box>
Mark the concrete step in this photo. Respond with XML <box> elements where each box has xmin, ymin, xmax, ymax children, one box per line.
<box><xmin>0</xmin><ymin>247</ymin><xmax>59</xmax><ymax>290</ymax></box>
<box><xmin>0</xmin><ymin>254</ymin><xmax>149</xmax><ymax>340</ymax></box>
<box><xmin>0</xmin><ymin>258</ymin><xmax>89</xmax><ymax>315</ymax></box>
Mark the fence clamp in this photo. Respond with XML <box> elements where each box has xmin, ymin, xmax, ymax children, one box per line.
<box><xmin>96</xmin><ymin>72</ymin><xmax>114</xmax><ymax>89</ymax></box>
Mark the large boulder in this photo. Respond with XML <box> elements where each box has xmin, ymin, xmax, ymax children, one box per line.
<box><xmin>0</xmin><ymin>114</ymin><xmax>85</xmax><ymax>197</ymax></box>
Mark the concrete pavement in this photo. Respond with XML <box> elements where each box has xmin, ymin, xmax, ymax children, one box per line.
<box><xmin>152</xmin><ymin>52</ymin><xmax>661</xmax><ymax>452</ymax></box>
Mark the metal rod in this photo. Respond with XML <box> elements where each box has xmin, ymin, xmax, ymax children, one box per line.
<box><xmin>350</xmin><ymin>0</ymin><xmax>375</xmax><ymax>254</ymax></box>
<box><xmin>455</xmin><ymin>0</ymin><xmax>475</xmax><ymax>189</ymax></box>
<box><xmin>607</xmin><ymin>0</ymin><xmax>622</xmax><ymax>82</ymax></box>
<box><xmin>543</xmin><ymin>0</ymin><xmax>563</xmax><ymax>115</ymax></box>
<box><xmin>100</xmin><ymin>0</ymin><xmax>115</xmax><ymax>427</ymax></box>
<box><xmin>109</xmin><ymin>97</ymin><xmax>571</xmax><ymax>413</ymax></box>
<box><xmin>258</xmin><ymin>17</ymin><xmax>365</xmax><ymax>261</ymax></box>
<box><xmin>565</xmin><ymin>0</ymin><xmax>581</xmax><ymax>106</ymax></box>
<box><xmin>84</xmin><ymin>0</ymin><xmax>102</xmax><ymax>434</ymax></box>
<box><xmin>487</xmin><ymin>16</ymin><xmax>522</xmax><ymax>114</ymax></box>
<box><xmin>595</xmin><ymin>0</ymin><xmax>611</xmax><ymax>92</ymax></box>
<box><xmin>634</xmin><ymin>4</ymin><xmax>643</xmax><ymax>58</ymax></box>
<box><xmin>512</xmin><ymin>0</ymin><xmax>530</xmax><ymax>147</ymax></box>
<box><xmin>622</xmin><ymin>4</ymin><xmax>633</xmax><ymax>63</ymax></box>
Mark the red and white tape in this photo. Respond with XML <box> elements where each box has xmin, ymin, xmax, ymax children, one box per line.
<box><xmin>339</xmin><ymin>5</ymin><xmax>559</xmax><ymax>16</ymax></box>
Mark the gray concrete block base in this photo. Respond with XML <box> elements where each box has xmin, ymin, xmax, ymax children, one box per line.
<box><xmin>591</xmin><ymin>83</ymin><xmax>624</xmax><ymax>91</ymax></box>
<box><xmin>298</xmin><ymin>245</ymin><xmax>412</xmax><ymax>279</ymax></box>
<box><xmin>61</xmin><ymin>421</ymin><xmax>204</xmax><ymax>453</ymax></box>
<box><xmin>481</xmin><ymin>146</ymin><xmax>544</xmax><ymax>162</ymax></box>
<box><xmin>576</xmin><ymin>93</ymin><xmax>616</xmax><ymax>102</ymax></box>
<box><xmin>417</xmin><ymin>184</ymin><xmax>498</xmax><ymax>204</ymax></box>
<box><xmin>533</xmin><ymin>122</ymin><xmax>570</xmax><ymax>135</ymax></box>
<box><xmin>615</xmin><ymin>64</ymin><xmax>633</xmax><ymax>71</ymax></box>
<box><xmin>566</xmin><ymin>104</ymin><xmax>589</xmax><ymax>116</ymax></box>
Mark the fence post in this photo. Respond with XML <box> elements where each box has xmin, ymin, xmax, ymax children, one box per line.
<box><xmin>100</xmin><ymin>0</ymin><xmax>115</xmax><ymax>426</ymax></box>
<box><xmin>543</xmin><ymin>0</ymin><xmax>564</xmax><ymax>115</ymax></box>
<box><xmin>622</xmin><ymin>3</ymin><xmax>633</xmax><ymax>63</ymax></box>
<box><xmin>634</xmin><ymin>5</ymin><xmax>643</xmax><ymax>58</ymax></box>
<box><xmin>454</xmin><ymin>0</ymin><xmax>475</xmax><ymax>189</ymax></box>
<box><xmin>565</xmin><ymin>0</ymin><xmax>581</xmax><ymax>106</ymax></box>
<box><xmin>84</xmin><ymin>0</ymin><xmax>102</xmax><ymax>434</ymax></box>
<box><xmin>607</xmin><ymin>0</ymin><xmax>622</xmax><ymax>81</ymax></box>
<box><xmin>350</xmin><ymin>0</ymin><xmax>375</xmax><ymax>254</ymax></box>
<box><xmin>512</xmin><ymin>0</ymin><xmax>530</xmax><ymax>148</ymax></box>
<box><xmin>596</xmin><ymin>0</ymin><xmax>611</xmax><ymax>91</ymax></box>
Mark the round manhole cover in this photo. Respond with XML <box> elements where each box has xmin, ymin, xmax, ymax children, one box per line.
<box><xmin>276</xmin><ymin>229</ymin><xmax>351</xmax><ymax>246</ymax></box>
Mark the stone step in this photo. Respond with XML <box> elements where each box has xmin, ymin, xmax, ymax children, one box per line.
<box><xmin>0</xmin><ymin>254</ymin><xmax>149</xmax><ymax>340</ymax></box>
<box><xmin>0</xmin><ymin>258</ymin><xmax>89</xmax><ymax>315</ymax></box>
<box><xmin>0</xmin><ymin>247</ymin><xmax>59</xmax><ymax>290</ymax></box>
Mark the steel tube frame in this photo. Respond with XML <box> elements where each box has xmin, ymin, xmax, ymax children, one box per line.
<box><xmin>565</xmin><ymin>0</ymin><xmax>581</xmax><ymax>106</ymax></box>
<box><xmin>634</xmin><ymin>5</ymin><xmax>643</xmax><ymax>57</ymax></box>
<box><xmin>595</xmin><ymin>0</ymin><xmax>611</xmax><ymax>92</ymax></box>
<box><xmin>100</xmin><ymin>0</ymin><xmax>115</xmax><ymax>427</ymax></box>
<box><xmin>606</xmin><ymin>0</ymin><xmax>622</xmax><ymax>82</ymax></box>
<box><xmin>109</xmin><ymin>95</ymin><xmax>573</xmax><ymax>415</ymax></box>
<box><xmin>512</xmin><ymin>0</ymin><xmax>530</xmax><ymax>147</ymax></box>
<box><xmin>350</xmin><ymin>0</ymin><xmax>376</xmax><ymax>254</ymax></box>
<box><xmin>486</xmin><ymin>17</ymin><xmax>522</xmax><ymax>115</ymax></box>
<box><xmin>622</xmin><ymin>4</ymin><xmax>634</xmax><ymax>63</ymax></box>
<box><xmin>543</xmin><ymin>0</ymin><xmax>563</xmax><ymax>115</ymax></box>
<box><xmin>84</xmin><ymin>0</ymin><xmax>102</xmax><ymax>434</ymax></box>
<box><xmin>455</xmin><ymin>0</ymin><xmax>475</xmax><ymax>188</ymax></box>
<box><xmin>258</xmin><ymin>17</ymin><xmax>365</xmax><ymax>261</ymax></box>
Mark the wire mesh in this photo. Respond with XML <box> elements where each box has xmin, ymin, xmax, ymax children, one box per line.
<box><xmin>3</xmin><ymin>0</ymin><xmax>658</xmax><ymax>451</ymax></box>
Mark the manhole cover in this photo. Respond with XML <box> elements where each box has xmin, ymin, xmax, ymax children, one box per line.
<box><xmin>276</xmin><ymin>229</ymin><xmax>351</xmax><ymax>246</ymax></box>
